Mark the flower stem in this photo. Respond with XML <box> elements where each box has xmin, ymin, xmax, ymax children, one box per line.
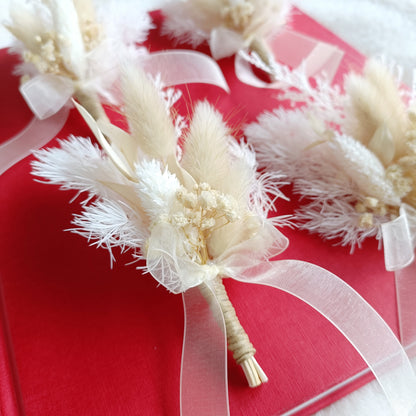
<box><xmin>74</xmin><ymin>89</ymin><xmax>110</xmax><ymax>124</ymax></box>
<box><xmin>201</xmin><ymin>277</ymin><xmax>268</xmax><ymax>388</ymax></box>
<box><xmin>249</xmin><ymin>37</ymin><xmax>277</xmax><ymax>82</ymax></box>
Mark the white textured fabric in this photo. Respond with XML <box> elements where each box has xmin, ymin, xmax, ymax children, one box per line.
<box><xmin>293</xmin><ymin>0</ymin><xmax>416</xmax><ymax>85</ymax></box>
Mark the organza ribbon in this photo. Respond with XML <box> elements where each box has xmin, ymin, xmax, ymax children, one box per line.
<box><xmin>209</xmin><ymin>28</ymin><xmax>344</xmax><ymax>87</ymax></box>
<box><xmin>181</xmin><ymin>259</ymin><xmax>416</xmax><ymax>416</ymax></box>
<box><xmin>382</xmin><ymin>204</ymin><xmax>416</xmax><ymax>349</ymax></box>
<box><xmin>20</xmin><ymin>74</ymin><xmax>74</xmax><ymax>120</ymax></box>
<box><xmin>138</xmin><ymin>50</ymin><xmax>229</xmax><ymax>92</ymax></box>
<box><xmin>0</xmin><ymin>106</ymin><xmax>69</xmax><ymax>176</ymax></box>
<box><xmin>2</xmin><ymin>50</ymin><xmax>229</xmax><ymax>175</ymax></box>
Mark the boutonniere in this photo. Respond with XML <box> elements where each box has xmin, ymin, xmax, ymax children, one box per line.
<box><xmin>161</xmin><ymin>0</ymin><xmax>290</xmax><ymax>71</ymax></box>
<box><xmin>246</xmin><ymin>58</ymin><xmax>416</xmax><ymax>347</ymax></box>
<box><xmin>30</xmin><ymin>62</ymin><xmax>416</xmax><ymax>415</ymax></box>
<box><xmin>247</xmin><ymin>59</ymin><xmax>415</xmax><ymax>248</ymax></box>
<box><xmin>32</xmin><ymin>64</ymin><xmax>288</xmax><ymax>387</ymax></box>
<box><xmin>5</xmin><ymin>0</ymin><xmax>152</xmax><ymax>120</ymax></box>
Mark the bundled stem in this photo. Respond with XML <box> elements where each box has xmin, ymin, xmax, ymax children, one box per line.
<box><xmin>200</xmin><ymin>277</ymin><xmax>267</xmax><ymax>388</ymax></box>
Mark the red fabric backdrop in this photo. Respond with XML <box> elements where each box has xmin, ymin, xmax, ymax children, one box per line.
<box><xmin>0</xmin><ymin>9</ymin><xmax>397</xmax><ymax>416</ymax></box>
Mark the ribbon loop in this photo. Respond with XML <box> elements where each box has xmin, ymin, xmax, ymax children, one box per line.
<box><xmin>19</xmin><ymin>74</ymin><xmax>74</xmax><ymax>120</ymax></box>
<box><xmin>381</xmin><ymin>204</ymin><xmax>415</xmax><ymax>271</ymax></box>
<box><xmin>235</xmin><ymin>29</ymin><xmax>344</xmax><ymax>88</ymax></box>
<box><xmin>138</xmin><ymin>50</ymin><xmax>230</xmax><ymax>92</ymax></box>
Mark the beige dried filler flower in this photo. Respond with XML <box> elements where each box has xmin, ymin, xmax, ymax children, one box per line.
<box><xmin>32</xmin><ymin>65</ymin><xmax>288</xmax><ymax>387</ymax></box>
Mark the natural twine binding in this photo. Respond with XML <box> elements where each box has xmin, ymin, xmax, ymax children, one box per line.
<box><xmin>201</xmin><ymin>277</ymin><xmax>268</xmax><ymax>388</ymax></box>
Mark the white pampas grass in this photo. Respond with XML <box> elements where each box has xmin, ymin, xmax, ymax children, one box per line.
<box><xmin>43</xmin><ymin>0</ymin><xmax>87</xmax><ymax>78</ymax></box>
<box><xmin>331</xmin><ymin>134</ymin><xmax>401</xmax><ymax>206</ymax></box>
<box><xmin>32</xmin><ymin>136</ymin><xmax>129</xmax><ymax>202</ymax></box>
<box><xmin>247</xmin><ymin>58</ymin><xmax>416</xmax><ymax>248</ymax></box>
<box><xmin>71</xmin><ymin>198</ymin><xmax>147</xmax><ymax>263</ymax></box>
<box><xmin>344</xmin><ymin>59</ymin><xmax>409</xmax><ymax>158</ymax></box>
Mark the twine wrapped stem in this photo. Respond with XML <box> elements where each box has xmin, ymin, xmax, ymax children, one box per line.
<box><xmin>200</xmin><ymin>276</ymin><xmax>268</xmax><ymax>388</ymax></box>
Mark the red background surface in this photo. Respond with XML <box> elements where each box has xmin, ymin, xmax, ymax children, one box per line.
<box><xmin>0</xmin><ymin>9</ymin><xmax>397</xmax><ymax>416</ymax></box>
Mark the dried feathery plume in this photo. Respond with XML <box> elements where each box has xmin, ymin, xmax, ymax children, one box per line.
<box><xmin>32</xmin><ymin>65</ymin><xmax>288</xmax><ymax>387</ymax></box>
<box><xmin>246</xmin><ymin>58</ymin><xmax>416</xmax><ymax>249</ymax></box>
<box><xmin>5</xmin><ymin>0</ymin><xmax>152</xmax><ymax>120</ymax></box>
<box><xmin>161</xmin><ymin>0</ymin><xmax>290</xmax><ymax>71</ymax></box>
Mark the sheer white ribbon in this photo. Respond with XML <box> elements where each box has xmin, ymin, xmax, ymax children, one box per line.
<box><xmin>1</xmin><ymin>50</ymin><xmax>229</xmax><ymax>175</ymax></box>
<box><xmin>209</xmin><ymin>28</ymin><xmax>344</xmax><ymax>87</ymax></box>
<box><xmin>138</xmin><ymin>50</ymin><xmax>230</xmax><ymax>92</ymax></box>
<box><xmin>180</xmin><ymin>254</ymin><xmax>416</xmax><ymax>416</ymax></box>
<box><xmin>382</xmin><ymin>204</ymin><xmax>416</xmax><ymax>349</ymax></box>
<box><xmin>0</xmin><ymin>106</ymin><xmax>69</xmax><ymax>175</ymax></box>
<box><xmin>145</xmin><ymin>218</ymin><xmax>416</xmax><ymax>415</ymax></box>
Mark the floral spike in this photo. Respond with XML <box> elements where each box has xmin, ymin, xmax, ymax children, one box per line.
<box><xmin>32</xmin><ymin>66</ymin><xmax>288</xmax><ymax>388</ymax></box>
<box><xmin>246</xmin><ymin>58</ymin><xmax>416</xmax><ymax>249</ymax></box>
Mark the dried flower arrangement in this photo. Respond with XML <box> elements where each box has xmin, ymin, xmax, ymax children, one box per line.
<box><xmin>161</xmin><ymin>0</ymin><xmax>290</xmax><ymax>72</ymax></box>
<box><xmin>5</xmin><ymin>0</ymin><xmax>152</xmax><ymax>119</ymax></box>
<box><xmin>246</xmin><ymin>58</ymin><xmax>416</xmax><ymax>249</ymax></box>
<box><xmin>32</xmin><ymin>64</ymin><xmax>288</xmax><ymax>387</ymax></box>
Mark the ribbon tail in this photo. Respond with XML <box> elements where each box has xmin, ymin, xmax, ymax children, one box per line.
<box><xmin>231</xmin><ymin>260</ymin><xmax>416</xmax><ymax>416</ymax></box>
<box><xmin>0</xmin><ymin>107</ymin><xmax>69</xmax><ymax>176</ymax></box>
<box><xmin>138</xmin><ymin>50</ymin><xmax>230</xmax><ymax>93</ymax></box>
<box><xmin>181</xmin><ymin>284</ymin><xmax>229</xmax><ymax>416</ymax></box>
<box><xmin>395</xmin><ymin>263</ymin><xmax>416</xmax><ymax>352</ymax></box>
<box><xmin>382</xmin><ymin>204</ymin><xmax>416</xmax><ymax>351</ymax></box>
<box><xmin>235</xmin><ymin>29</ymin><xmax>344</xmax><ymax>89</ymax></box>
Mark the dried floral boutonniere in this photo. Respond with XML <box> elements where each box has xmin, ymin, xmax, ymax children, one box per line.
<box><xmin>32</xmin><ymin>65</ymin><xmax>288</xmax><ymax>387</ymax></box>
<box><xmin>161</xmin><ymin>0</ymin><xmax>290</xmax><ymax>73</ymax></box>
<box><xmin>247</xmin><ymin>58</ymin><xmax>416</xmax><ymax>248</ymax></box>
<box><xmin>246</xmin><ymin>58</ymin><xmax>416</xmax><ymax>347</ymax></box>
<box><xmin>5</xmin><ymin>0</ymin><xmax>152</xmax><ymax>120</ymax></box>
<box><xmin>30</xmin><ymin>64</ymin><xmax>416</xmax><ymax>415</ymax></box>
